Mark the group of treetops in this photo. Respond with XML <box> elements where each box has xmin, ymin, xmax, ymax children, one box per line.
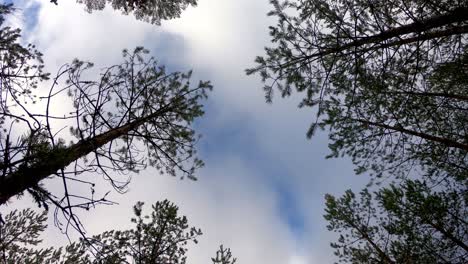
<box><xmin>0</xmin><ymin>0</ymin><xmax>466</xmax><ymax>263</ymax></box>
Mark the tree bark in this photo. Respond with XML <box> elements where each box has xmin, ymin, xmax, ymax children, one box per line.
<box><xmin>426</xmin><ymin>220</ymin><xmax>468</xmax><ymax>252</ymax></box>
<box><xmin>355</xmin><ymin>119</ymin><xmax>468</xmax><ymax>151</ymax></box>
<box><xmin>314</xmin><ymin>6</ymin><xmax>468</xmax><ymax>57</ymax></box>
<box><xmin>347</xmin><ymin>220</ymin><xmax>395</xmax><ymax>264</ymax></box>
<box><xmin>278</xmin><ymin>7</ymin><xmax>468</xmax><ymax>68</ymax></box>
<box><xmin>385</xmin><ymin>90</ymin><xmax>468</xmax><ymax>102</ymax></box>
<box><xmin>0</xmin><ymin>104</ymin><xmax>174</xmax><ymax>205</ymax></box>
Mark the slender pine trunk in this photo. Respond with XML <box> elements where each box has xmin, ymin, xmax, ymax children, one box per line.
<box><xmin>354</xmin><ymin>119</ymin><xmax>468</xmax><ymax>151</ymax></box>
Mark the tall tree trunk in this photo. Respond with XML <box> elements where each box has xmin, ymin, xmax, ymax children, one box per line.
<box><xmin>319</xmin><ymin>6</ymin><xmax>468</xmax><ymax>55</ymax></box>
<box><xmin>385</xmin><ymin>90</ymin><xmax>468</xmax><ymax>101</ymax></box>
<box><xmin>281</xmin><ymin>7</ymin><xmax>468</xmax><ymax>67</ymax></box>
<box><xmin>0</xmin><ymin>104</ymin><xmax>174</xmax><ymax>205</ymax></box>
<box><xmin>426</xmin><ymin>220</ymin><xmax>468</xmax><ymax>252</ymax></box>
<box><xmin>354</xmin><ymin>119</ymin><xmax>468</xmax><ymax>151</ymax></box>
<box><xmin>347</xmin><ymin>220</ymin><xmax>395</xmax><ymax>264</ymax></box>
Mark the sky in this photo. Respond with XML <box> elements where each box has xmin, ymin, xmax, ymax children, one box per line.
<box><xmin>4</xmin><ymin>0</ymin><xmax>370</xmax><ymax>263</ymax></box>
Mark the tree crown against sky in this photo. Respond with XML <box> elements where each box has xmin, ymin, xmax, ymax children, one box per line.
<box><xmin>0</xmin><ymin>3</ymin><xmax>211</xmax><ymax>237</ymax></box>
<box><xmin>250</xmin><ymin>0</ymin><xmax>468</xmax><ymax>263</ymax></box>
<box><xmin>248</xmin><ymin>0</ymin><xmax>468</xmax><ymax>182</ymax></box>
<box><xmin>50</xmin><ymin>0</ymin><xmax>197</xmax><ymax>25</ymax></box>
<box><xmin>0</xmin><ymin>3</ymin><xmax>49</xmax><ymax>112</ymax></box>
<box><xmin>0</xmin><ymin>200</ymin><xmax>236</xmax><ymax>264</ymax></box>
<box><xmin>0</xmin><ymin>0</ymin><xmax>466</xmax><ymax>262</ymax></box>
<box><xmin>324</xmin><ymin>178</ymin><xmax>467</xmax><ymax>264</ymax></box>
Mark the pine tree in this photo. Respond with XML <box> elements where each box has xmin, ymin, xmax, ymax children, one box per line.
<box><xmin>324</xmin><ymin>178</ymin><xmax>467</xmax><ymax>263</ymax></box>
<box><xmin>249</xmin><ymin>1</ymin><xmax>468</xmax><ymax>262</ymax></box>
<box><xmin>0</xmin><ymin>209</ymin><xmax>89</xmax><ymax>263</ymax></box>
<box><xmin>0</xmin><ymin>4</ymin><xmax>210</xmax><ymax>236</ymax></box>
<box><xmin>87</xmin><ymin>200</ymin><xmax>203</xmax><ymax>263</ymax></box>
<box><xmin>247</xmin><ymin>0</ymin><xmax>468</xmax><ymax>181</ymax></box>
<box><xmin>0</xmin><ymin>201</ymin><xmax>237</xmax><ymax>263</ymax></box>
<box><xmin>52</xmin><ymin>0</ymin><xmax>197</xmax><ymax>25</ymax></box>
<box><xmin>211</xmin><ymin>245</ymin><xmax>237</xmax><ymax>264</ymax></box>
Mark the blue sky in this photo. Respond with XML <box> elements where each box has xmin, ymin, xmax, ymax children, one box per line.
<box><xmin>6</xmin><ymin>0</ymin><xmax>371</xmax><ymax>263</ymax></box>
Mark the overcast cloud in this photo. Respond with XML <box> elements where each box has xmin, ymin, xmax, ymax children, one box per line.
<box><xmin>5</xmin><ymin>0</ymin><xmax>371</xmax><ymax>263</ymax></box>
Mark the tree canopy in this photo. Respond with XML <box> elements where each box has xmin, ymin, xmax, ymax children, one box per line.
<box><xmin>51</xmin><ymin>0</ymin><xmax>197</xmax><ymax>25</ymax></box>
<box><xmin>0</xmin><ymin>200</ymin><xmax>236</xmax><ymax>263</ymax></box>
<box><xmin>1</xmin><ymin>0</ymin><xmax>466</xmax><ymax>262</ymax></box>
<box><xmin>250</xmin><ymin>0</ymin><xmax>468</xmax><ymax>262</ymax></box>
<box><xmin>0</xmin><ymin>3</ymin><xmax>210</xmax><ymax>237</ymax></box>
<box><xmin>325</xmin><ymin>178</ymin><xmax>467</xmax><ymax>263</ymax></box>
<box><xmin>248</xmin><ymin>0</ymin><xmax>468</xmax><ymax>181</ymax></box>
<box><xmin>0</xmin><ymin>208</ymin><xmax>87</xmax><ymax>263</ymax></box>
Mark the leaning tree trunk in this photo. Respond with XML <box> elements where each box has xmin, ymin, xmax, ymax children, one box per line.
<box><xmin>0</xmin><ymin>105</ymin><xmax>174</xmax><ymax>205</ymax></box>
<box><xmin>354</xmin><ymin>119</ymin><xmax>468</xmax><ymax>151</ymax></box>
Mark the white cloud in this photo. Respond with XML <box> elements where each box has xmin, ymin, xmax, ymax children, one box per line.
<box><xmin>2</xmin><ymin>0</ymin><xmax>372</xmax><ymax>263</ymax></box>
<box><xmin>164</xmin><ymin>0</ymin><xmax>273</xmax><ymax>66</ymax></box>
<box><xmin>35</xmin><ymin>155</ymin><xmax>298</xmax><ymax>263</ymax></box>
<box><xmin>288</xmin><ymin>255</ymin><xmax>309</xmax><ymax>264</ymax></box>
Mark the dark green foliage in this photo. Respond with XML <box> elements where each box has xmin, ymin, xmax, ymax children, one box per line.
<box><xmin>325</xmin><ymin>179</ymin><xmax>467</xmax><ymax>263</ymax></box>
<box><xmin>0</xmin><ymin>209</ymin><xmax>90</xmax><ymax>263</ymax></box>
<box><xmin>322</xmin><ymin>53</ymin><xmax>468</xmax><ymax>181</ymax></box>
<box><xmin>0</xmin><ymin>201</ymin><xmax>236</xmax><ymax>263</ymax></box>
<box><xmin>89</xmin><ymin>200</ymin><xmax>202</xmax><ymax>263</ymax></box>
<box><xmin>0</xmin><ymin>46</ymin><xmax>211</xmax><ymax>208</ymax></box>
<box><xmin>211</xmin><ymin>245</ymin><xmax>237</xmax><ymax>264</ymax></box>
<box><xmin>0</xmin><ymin>4</ymin><xmax>49</xmax><ymax>116</ymax></box>
<box><xmin>250</xmin><ymin>1</ymin><xmax>468</xmax><ymax>262</ymax></box>
<box><xmin>248</xmin><ymin>0</ymin><xmax>468</xmax><ymax>181</ymax></box>
<box><xmin>0</xmin><ymin>5</ymin><xmax>210</xmax><ymax>239</ymax></box>
<box><xmin>74</xmin><ymin>0</ymin><xmax>197</xmax><ymax>25</ymax></box>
